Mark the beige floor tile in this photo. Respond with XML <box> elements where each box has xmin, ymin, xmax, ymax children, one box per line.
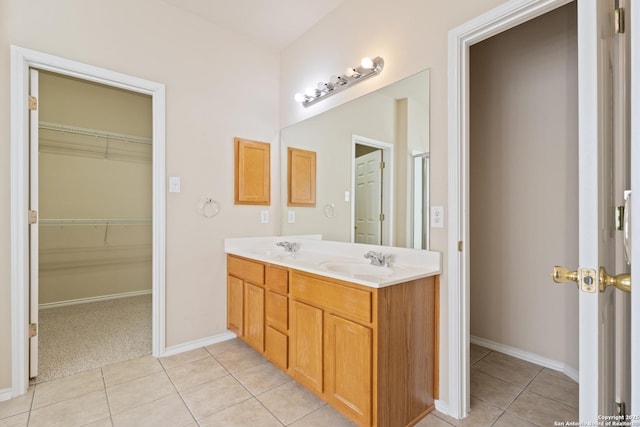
<box><xmin>214</xmin><ymin>346</ymin><xmax>266</xmax><ymax>373</ymax></box>
<box><xmin>492</xmin><ymin>412</ymin><xmax>538</xmax><ymax>427</ymax></box>
<box><xmin>102</xmin><ymin>355</ymin><xmax>163</xmax><ymax>387</ymax></box>
<box><xmin>0</xmin><ymin>412</ymin><xmax>29</xmax><ymax>427</ymax></box>
<box><xmin>526</xmin><ymin>369</ymin><xmax>578</xmax><ymax>408</ymax></box>
<box><xmin>160</xmin><ymin>348</ymin><xmax>211</xmax><ymax>370</ymax></box>
<box><xmin>434</xmin><ymin>397</ymin><xmax>503</xmax><ymax>427</ymax></box>
<box><xmin>197</xmin><ymin>398</ymin><xmax>282</xmax><ymax>427</ymax></box>
<box><xmin>205</xmin><ymin>338</ymin><xmax>250</xmax><ymax>356</ymax></box>
<box><xmin>289</xmin><ymin>404</ymin><xmax>356</xmax><ymax>427</ymax></box>
<box><xmin>32</xmin><ymin>369</ymin><xmax>104</xmax><ymax>409</ymax></box>
<box><xmin>106</xmin><ymin>371</ymin><xmax>175</xmax><ymax>414</ymax></box>
<box><xmin>473</xmin><ymin>351</ymin><xmax>542</xmax><ymax>388</ymax></box>
<box><xmin>83</xmin><ymin>417</ymin><xmax>114</xmax><ymax>427</ymax></box>
<box><xmin>470</xmin><ymin>369</ymin><xmax>522</xmax><ymax>409</ymax></box>
<box><xmin>180</xmin><ymin>375</ymin><xmax>251</xmax><ymax>420</ymax></box>
<box><xmin>166</xmin><ymin>357</ymin><xmax>228</xmax><ymax>391</ymax></box>
<box><xmin>232</xmin><ymin>362</ymin><xmax>291</xmax><ymax>395</ymax></box>
<box><xmin>414</xmin><ymin>412</ymin><xmax>455</xmax><ymax>427</ymax></box>
<box><xmin>257</xmin><ymin>381</ymin><xmax>325</xmax><ymax>425</ymax></box>
<box><xmin>507</xmin><ymin>391</ymin><xmax>578</xmax><ymax>426</ymax></box>
<box><xmin>470</xmin><ymin>344</ymin><xmax>491</xmax><ymax>365</ymax></box>
<box><xmin>28</xmin><ymin>390</ymin><xmax>110</xmax><ymax>427</ymax></box>
<box><xmin>0</xmin><ymin>388</ymin><xmax>33</xmax><ymax>419</ymax></box>
<box><xmin>111</xmin><ymin>392</ymin><xmax>194</xmax><ymax>427</ymax></box>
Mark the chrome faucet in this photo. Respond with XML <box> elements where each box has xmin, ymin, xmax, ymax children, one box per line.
<box><xmin>276</xmin><ymin>241</ymin><xmax>298</xmax><ymax>253</ymax></box>
<box><xmin>364</xmin><ymin>251</ymin><xmax>391</xmax><ymax>267</ymax></box>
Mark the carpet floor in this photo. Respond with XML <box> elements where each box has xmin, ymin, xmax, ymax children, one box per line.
<box><xmin>35</xmin><ymin>294</ymin><xmax>152</xmax><ymax>383</ymax></box>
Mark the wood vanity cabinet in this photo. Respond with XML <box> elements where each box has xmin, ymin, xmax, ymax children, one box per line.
<box><xmin>264</xmin><ymin>265</ymin><xmax>289</xmax><ymax>370</ymax></box>
<box><xmin>289</xmin><ymin>270</ymin><xmax>439</xmax><ymax>427</ymax></box>
<box><xmin>226</xmin><ymin>255</ymin><xmax>265</xmax><ymax>352</ymax></box>
<box><xmin>226</xmin><ymin>254</ymin><xmax>439</xmax><ymax>427</ymax></box>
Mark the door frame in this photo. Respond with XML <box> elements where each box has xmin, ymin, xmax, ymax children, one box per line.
<box><xmin>351</xmin><ymin>135</ymin><xmax>394</xmax><ymax>246</ymax></box>
<box><xmin>10</xmin><ymin>46</ymin><xmax>167</xmax><ymax>396</ymax></box>
<box><xmin>630</xmin><ymin>0</ymin><xmax>640</xmax><ymax>414</ymax></box>
<box><xmin>446</xmin><ymin>0</ymin><xmax>576</xmax><ymax>419</ymax></box>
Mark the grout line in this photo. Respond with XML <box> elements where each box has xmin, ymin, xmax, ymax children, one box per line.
<box><xmin>100</xmin><ymin>368</ymin><xmax>115</xmax><ymax>426</ymax></box>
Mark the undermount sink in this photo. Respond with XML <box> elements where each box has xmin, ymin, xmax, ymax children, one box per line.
<box><xmin>321</xmin><ymin>261</ymin><xmax>394</xmax><ymax>278</ymax></box>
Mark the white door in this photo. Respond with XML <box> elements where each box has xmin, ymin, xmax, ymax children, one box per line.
<box><xmin>354</xmin><ymin>150</ymin><xmax>382</xmax><ymax>244</ymax></box>
<box><xmin>29</xmin><ymin>68</ymin><xmax>39</xmax><ymax>378</ymax></box>
<box><xmin>553</xmin><ymin>0</ymin><xmax>632</xmax><ymax>419</ymax></box>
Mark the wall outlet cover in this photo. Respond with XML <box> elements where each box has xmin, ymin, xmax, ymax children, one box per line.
<box><xmin>431</xmin><ymin>206</ymin><xmax>444</xmax><ymax>228</ymax></box>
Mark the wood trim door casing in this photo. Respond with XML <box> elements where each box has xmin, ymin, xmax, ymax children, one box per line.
<box><xmin>234</xmin><ymin>137</ymin><xmax>271</xmax><ymax>205</ymax></box>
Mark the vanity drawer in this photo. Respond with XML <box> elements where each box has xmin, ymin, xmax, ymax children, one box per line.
<box><xmin>291</xmin><ymin>272</ymin><xmax>372</xmax><ymax>324</ymax></box>
<box><xmin>266</xmin><ymin>265</ymin><xmax>288</xmax><ymax>294</ymax></box>
<box><xmin>227</xmin><ymin>255</ymin><xmax>264</xmax><ymax>284</ymax></box>
<box><xmin>265</xmin><ymin>326</ymin><xmax>288</xmax><ymax>370</ymax></box>
<box><xmin>266</xmin><ymin>290</ymin><xmax>288</xmax><ymax>332</ymax></box>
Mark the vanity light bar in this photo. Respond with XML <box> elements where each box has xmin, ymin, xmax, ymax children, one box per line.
<box><xmin>295</xmin><ymin>56</ymin><xmax>384</xmax><ymax>108</ymax></box>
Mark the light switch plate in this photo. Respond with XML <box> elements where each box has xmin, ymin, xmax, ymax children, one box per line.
<box><xmin>344</xmin><ymin>191</ymin><xmax>350</xmax><ymax>202</ymax></box>
<box><xmin>288</xmin><ymin>210</ymin><xmax>295</xmax><ymax>223</ymax></box>
<box><xmin>431</xmin><ymin>206</ymin><xmax>444</xmax><ymax>228</ymax></box>
<box><xmin>169</xmin><ymin>176</ymin><xmax>181</xmax><ymax>193</ymax></box>
<box><xmin>261</xmin><ymin>210</ymin><xmax>269</xmax><ymax>224</ymax></box>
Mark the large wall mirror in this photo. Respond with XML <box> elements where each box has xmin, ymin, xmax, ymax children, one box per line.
<box><xmin>280</xmin><ymin>69</ymin><xmax>430</xmax><ymax>249</ymax></box>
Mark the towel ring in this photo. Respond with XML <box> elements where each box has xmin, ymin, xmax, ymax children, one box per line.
<box><xmin>200</xmin><ymin>197</ymin><xmax>221</xmax><ymax>218</ymax></box>
<box><xmin>324</xmin><ymin>203</ymin><xmax>336</xmax><ymax>218</ymax></box>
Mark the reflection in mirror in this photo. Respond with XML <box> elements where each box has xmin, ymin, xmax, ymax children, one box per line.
<box><xmin>280</xmin><ymin>69</ymin><xmax>430</xmax><ymax>249</ymax></box>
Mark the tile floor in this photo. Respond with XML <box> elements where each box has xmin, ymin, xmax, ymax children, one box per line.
<box><xmin>0</xmin><ymin>340</ymin><xmax>578</xmax><ymax>427</ymax></box>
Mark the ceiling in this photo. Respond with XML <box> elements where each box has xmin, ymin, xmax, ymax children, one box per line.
<box><xmin>159</xmin><ymin>0</ymin><xmax>348</xmax><ymax>52</ymax></box>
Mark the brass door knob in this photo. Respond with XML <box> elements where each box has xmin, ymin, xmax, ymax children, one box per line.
<box><xmin>599</xmin><ymin>267</ymin><xmax>631</xmax><ymax>293</ymax></box>
<box><xmin>551</xmin><ymin>266</ymin><xmax>579</xmax><ymax>286</ymax></box>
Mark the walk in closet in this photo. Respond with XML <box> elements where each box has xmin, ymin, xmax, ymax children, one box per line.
<box><xmin>35</xmin><ymin>70</ymin><xmax>153</xmax><ymax>382</ymax></box>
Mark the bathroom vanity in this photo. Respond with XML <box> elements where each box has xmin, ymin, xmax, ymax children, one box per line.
<box><xmin>225</xmin><ymin>237</ymin><xmax>441</xmax><ymax>427</ymax></box>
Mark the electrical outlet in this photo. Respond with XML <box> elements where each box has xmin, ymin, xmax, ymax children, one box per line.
<box><xmin>261</xmin><ymin>210</ymin><xmax>269</xmax><ymax>224</ymax></box>
<box><xmin>431</xmin><ymin>206</ymin><xmax>444</xmax><ymax>228</ymax></box>
<box><xmin>288</xmin><ymin>211</ymin><xmax>295</xmax><ymax>223</ymax></box>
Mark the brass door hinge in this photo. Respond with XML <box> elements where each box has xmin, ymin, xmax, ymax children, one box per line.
<box><xmin>379</xmin><ymin>213</ymin><xmax>385</xmax><ymax>221</ymax></box>
<box><xmin>614</xmin><ymin>8</ymin><xmax>625</xmax><ymax>34</ymax></box>
<box><xmin>28</xmin><ymin>210</ymin><xmax>38</xmax><ymax>225</ymax></box>
<box><xmin>29</xmin><ymin>323</ymin><xmax>37</xmax><ymax>338</ymax></box>
<box><xmin>458</xmin><ymin>241</ymin><xmax>463</xmax><ymax>252</ymax></box>
<box><xmin>28</xmin><ymin>96</ymin><xmax>38</xmax><ymax>111</ymax></box>
<box><xmin>380</xmin><ymin>161</ymin><xmax>385</xmax><ymax>169</ymax></box>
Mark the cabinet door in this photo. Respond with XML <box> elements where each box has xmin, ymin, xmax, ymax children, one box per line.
<box><xmin>244</xmin><ymin>282</ymin><xmax>265</xmax><ymax>352</ymax></box>
<box><xmin>290</xmin><ymin>300</ymin><xmax>323</xmax><ymax>394</ymax></box>
<box><xmin>265</xmin><ymin>290</ymin><xmax>288</xmax><ymax>332</ymax></box>
<box><xmin>234</xmin><ymin>137</ymin><xmax>270</xmax><ymax>205</ymax></box>
<box><xmin>227</xmin><ymin>275</ymin><xmax>244</xmax><ymax>336</ymax></box>
<box><xmin>325</xmin><ymin>314</ymin><xmax>372</xmax><ymax>426</ymax></box>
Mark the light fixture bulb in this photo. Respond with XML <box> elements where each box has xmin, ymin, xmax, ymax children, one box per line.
<box><xmin>360</xmin><ymin>57</ymin><xmax>374</xmax><ymax>69</ymax></box>
<box><xmin>305</xmin><ymin>87</ymin><xmax>316</xmax><ymax>97</ymax></box>
<box><xmin>345</xmin><ymin>67</ymin><xmax>356</xmax><ymax>78</ymax></box>
<box><xmin>294</xmin><ymin>93</ymin><xmax>305</xmax><ymax>103</ymax></box>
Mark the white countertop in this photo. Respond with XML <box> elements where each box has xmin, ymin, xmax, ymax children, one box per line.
<box><xmin>224</xmin><ymin>236</ymin><xmax>441</xmax><ymax>288</ymax></box>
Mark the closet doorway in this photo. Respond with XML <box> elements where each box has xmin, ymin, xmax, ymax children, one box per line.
<box><xmin>32</xmin><ymin>70</ymin><xmax>153</xmax><ymax>382</ymax></box>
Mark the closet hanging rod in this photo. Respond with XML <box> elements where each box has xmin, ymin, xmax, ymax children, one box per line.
<box><xmin>39</xmin><ymin>218</ymin><xmax>151</xmax><ymax>226</ymax></box>
<box><xmin>39</xmin><ymin>121</ymin><xmax>152</xmax><ymax>145</ymax></box>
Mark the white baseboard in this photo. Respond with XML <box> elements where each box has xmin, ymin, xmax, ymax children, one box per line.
<box><xmin>471</xmin><ymin>335</ymin><xmax>579</xmax><ymax>382</ymax></box>
<box><xmin>0</xmin><ymin>388</ymin><xmax>14</xmax><ymax>402</ymax></box>
<box><xmin>162</xmin><ymin>331</ymin><xmax>237</xmax><ymax>358</ymax></box>
<box><xmin>39</xmin><ymin>289</ymin><xmax>152</xmax><ymax>310</ymax></box>
<box><xmin>434</xmin><ymin>399</ymin><xmax>448</xmax><ymax>416</ymax></box>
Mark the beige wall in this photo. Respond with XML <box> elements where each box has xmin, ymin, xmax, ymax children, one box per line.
<box><xmin>279</xmin><ymin>0</ymin><xmax>509</xmax><ymax>405</ymax></box>
<box><xmin>469</xmin><ymin>3</ymin><xmax>579</xmax><ymax>369</ymax></box>
<box><xmin>38</xmin><ymin>72</ymin><xmax>153</xmax><ymax>305</ymax></box>
<box><xmin>0</xmin><ymin>0</ymin><xmax>280</xmax><ymax>389</ymax></box>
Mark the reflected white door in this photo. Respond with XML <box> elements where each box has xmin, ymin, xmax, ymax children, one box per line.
<box><xmin>29</xmin><ymin>68</ymin><xmax>39</xmax><ymax>378</ymax></box>
<box><xmin>354</xmin><ymin>150</ymin><xmax>382</xmax><ymax>244</ymax></box>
